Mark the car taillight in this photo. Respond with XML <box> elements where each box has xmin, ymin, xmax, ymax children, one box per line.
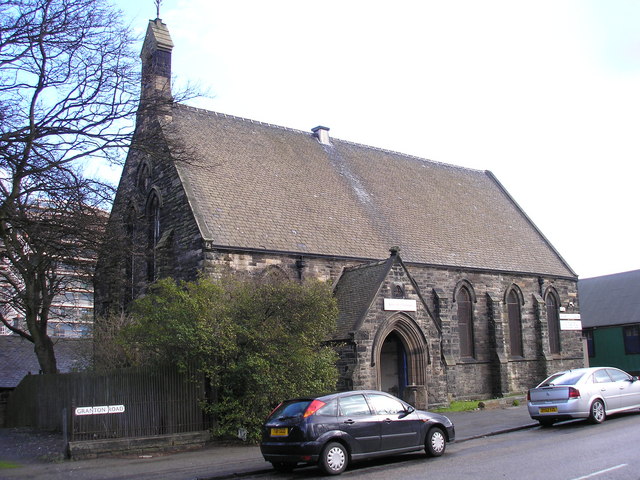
<box><xmin>303</xmin><ymin>400</ymin><xmax>326</xmax><ymax>418</ymax></box>
<box><xmin>568</xmin><ymin>387</ymin><xmax>581</xmax><ymax>398</ymax></box>
<box><xmin>526</xmin><ymin>390</ymin><xmax>531</xmax><ymax>401</ymax></box>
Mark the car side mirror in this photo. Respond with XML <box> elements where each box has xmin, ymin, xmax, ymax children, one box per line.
<box><xmin>397</xmin><ymin>405</ymin><xmax>415</xmax><ymax>418</ymax></box>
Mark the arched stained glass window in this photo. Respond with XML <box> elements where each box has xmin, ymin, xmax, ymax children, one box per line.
<box><xmin>507</xmin><ymin>290</ymin><xmax>523</xmax><ymax>357</ymax></box>
<box><xmin>146</xmin><ymin>192</ymin><xmax>160</xmax><ymax>282</ymax></box>
<box><xmin>457</xmin><ymin>286</ymin><xmax>474</xmax><ymax>358</ymax></box>
<box><xmin>546</xmin><ymin>292</ymin><xmax>561</xmax><ymax>354</ymax></box>
<box><xmin>137</xmin><ymin>162</ymin><xmax>151</xmax><ymax>193</ymax></box>
<box><xmin>125</xmin><ymin>206</ymin><xmax>136</xmax><ymax>302</ymax></box>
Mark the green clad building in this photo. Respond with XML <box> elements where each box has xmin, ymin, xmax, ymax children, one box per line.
<box><xmin>580</xmin><ymin>270</ymin><xmax>640</xmax><ymax>375</ymax></box>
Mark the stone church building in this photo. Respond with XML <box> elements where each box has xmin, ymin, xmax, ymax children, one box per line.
<box><xmin>95</xmin><ymin>19</ymin><xmax>584</xmax><ymax>408</ymax></box>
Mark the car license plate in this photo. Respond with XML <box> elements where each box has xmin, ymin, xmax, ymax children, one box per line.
<box><xmin>270</xmin><ymin>427</ymin><xmax>288</xmax><ymax>437</ymax></box>
<box><xmin>539</xmin><ymin>407</ymin><xmax>558</xmax><ymax>414</ymax></box>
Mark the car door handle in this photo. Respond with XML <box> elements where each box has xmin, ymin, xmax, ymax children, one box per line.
<box><xmin>344</xmin><ymin>419</ymin><xmax>355</xmax><ymax>424</ymax></box>
<box><xmin>384</xmin><ymin>418</ymin><xmax>393</xmax><ymax>423</ymax></box>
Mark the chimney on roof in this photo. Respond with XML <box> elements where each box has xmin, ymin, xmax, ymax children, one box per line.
<box><xmin>140</xmin><ymin>18</ymin><xmax>174</xmax><ymax>107</ymax></box>
<box><xmin>312</xmin><ymin>125</ymin><xmax>331</xmax><ymax>146</ymax></box>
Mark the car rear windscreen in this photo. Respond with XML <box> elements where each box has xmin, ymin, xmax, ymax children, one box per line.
<box><xmin>268</xmin><ymin>400</ymin><xmax>312</xmax><ymax>421</ymax></box>
<box><xmin>541</xmin><ymin>371</ymin><xmax>585</xmax><ymax>386</ymax></box>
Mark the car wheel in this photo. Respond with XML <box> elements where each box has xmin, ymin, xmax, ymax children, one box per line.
<box><xmin>588</xmin><ymin>399</ymin><xmax>606</xmax><ymax>424</ymax></box>
<box><xmin>271</xmin><ymin>461</ymin><xmax>296</xmax><ymax>472</ymax></box>
<box><xmin>319</xmin><ymin>442</ymin><xmax>348</xmax><ymax>475</ymax></box>
<box><xmin>425</xmin><ymin>426</ymin><xmax>446</xmax><ymax>457</ymax></box>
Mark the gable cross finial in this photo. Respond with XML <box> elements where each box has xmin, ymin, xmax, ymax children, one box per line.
<box><xmin>154</xmin><ymin>0</ymin><xmax>162</xmax><ymax>18</ymax></box>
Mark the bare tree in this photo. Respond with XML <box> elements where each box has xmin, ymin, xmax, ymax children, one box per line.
<box><xmin>0</xmin><ymin>0</ymin><xmax>141</xmax><ymax>373</ymax></box>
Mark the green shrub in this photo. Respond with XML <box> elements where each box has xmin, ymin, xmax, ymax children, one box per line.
<box><xmin>120</xmin><ymin>275</ymin><xmax>339</xmax><ymax>442</ymax></box>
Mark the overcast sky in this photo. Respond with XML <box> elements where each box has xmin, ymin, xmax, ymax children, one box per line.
<box><xmin>113</xmin><ymin>0</ymin><xmax>640</xmax><ymax>279</ymax></box>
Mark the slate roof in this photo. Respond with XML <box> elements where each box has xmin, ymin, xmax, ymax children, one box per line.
<box><xmin>333</xmin><ymin>258</ymin><xmax>393</xmax><ymax>340</ymax></box>
<box><xmin>578</xmin><ymin>269</ymin><xmax>640</xmax><ymax>328</ymax></box>
<box><xmin>162</xmin><ymin>104</ymin><xmax>575</xmax><ymax>278</ymax></box>
<box><xmin>0</xmin><ymin>336</ymin><xmax>91</xmax><ymax>388</ymax></box>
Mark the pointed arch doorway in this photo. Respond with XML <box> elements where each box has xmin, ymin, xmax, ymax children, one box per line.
<box><xmin>380</xmin><ymin>332</ymin><xmax>409</xmax><ymax>399</ymax></box>
<box><xmin>373</xmin><ymin>314</ymin><xmax>429</xmax><ymax>406</ymax></box>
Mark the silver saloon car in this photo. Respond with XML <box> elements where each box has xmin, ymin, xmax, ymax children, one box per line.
<box><xmin>527</xmin><ymin>367</ymin><xmax>640</xmax><ymax>426</ymax></box>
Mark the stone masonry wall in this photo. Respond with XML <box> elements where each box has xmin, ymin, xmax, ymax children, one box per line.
<box><xmin>406</xmin><ymin>265</ymin><xmax>583</xmax><ymax>401</ymax></box>
<box><xmin>100</xmin><ymin>145</ymin><xmax>582</xmax><ymax>406</ymax></box>
<box><xmin>199</xmin><ymin>249</ymin><xmax>582</xmax><ymax>406</ymax></box>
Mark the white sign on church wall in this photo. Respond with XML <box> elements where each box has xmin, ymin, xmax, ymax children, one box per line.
<box><xmin>383</xmin><ymin>298</ymin><xmax>417</xmax><ymax>312</ymax></box>
<box><xmin>560</xmin><ymin>320</ymin><xmax>582</xmax><ymax>331</ymax></box>
<box><xmin>559</xmin><ymin>313</ymin><xmax>582</xmax><ymax>331</ymax></box>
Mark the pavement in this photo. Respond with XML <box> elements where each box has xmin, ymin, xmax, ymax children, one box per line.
<box><xmin>0</xmin><ymin>404</ymin><xmax>538</xmax><ymax>480</ymax></box>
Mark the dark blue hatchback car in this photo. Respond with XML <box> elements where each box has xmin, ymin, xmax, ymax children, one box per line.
<box><xmin>260</xmin><ymin>390</ymin><xmax>455</xmax><ymax>475</ymax></box>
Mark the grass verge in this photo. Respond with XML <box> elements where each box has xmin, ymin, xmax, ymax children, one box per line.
<box><xmin>434</xmin><ymin>400</ymin><xmax>480</xmax><ymax>413</ymax></box>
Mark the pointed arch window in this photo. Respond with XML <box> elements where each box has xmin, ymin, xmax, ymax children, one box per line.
<box><xmin>146</xmin><ymin>191</ymin><xmax>161</xmax><ymax>282</ymax></box>
<box><xmin>507</xmin><ymin>290</ymin><xmax>523</xmax><ymax>357</ymax></box>
<box><xmin>457</xmin><ymin>286</ymin><xmax>474</xmax><ymax>358</ymax></box>
<box><xmin>137</xmin><ymin>162</ymin><xmax>151</xmax><ymax>193</ymax></box>
<box><xmin>546</xmin><ymin>292</ymin><xmax>561</xmax><ymax>354</ymax></box>
<box><xmin>261</xmin><ymin>265</ymin><xmax>289</xmax><ymax>282</ymax></box>
<box><xmin>125</xmin><ymin>206</ymin><xmax>137</xmax><ymax>303</ymax></box>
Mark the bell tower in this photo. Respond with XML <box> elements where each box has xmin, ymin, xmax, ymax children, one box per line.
<box><xmin>140</xmin><ymin>18</ymin><xmax>174</xmax><ymax>107</ymax></box>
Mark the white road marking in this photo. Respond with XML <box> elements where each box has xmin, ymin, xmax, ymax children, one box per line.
<box><xmin>571</xmin><ymin>464</ymin><xmax>628</xmax><ymax>480</ymax></box>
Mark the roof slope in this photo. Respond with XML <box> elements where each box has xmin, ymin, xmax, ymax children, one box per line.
<box><xmin>163</xmin><ymin>104</ymin><xmax>575</xmax><ymax>277</ymax></box>
<box><xmin>333</xmin><ymin>259</ymin><xmax>392</xmax><ymax>340</ymax></box>
<box><xmin>579</xmin><ymin>269</ymin><xmax>640</xmax><ymax>328</ymax></box>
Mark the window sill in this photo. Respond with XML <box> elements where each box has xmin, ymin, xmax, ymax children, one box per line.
<box><xmin>458</xmin><ymin>357</ymin><xmax>477</xmax><ymax>364</ymax></box>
